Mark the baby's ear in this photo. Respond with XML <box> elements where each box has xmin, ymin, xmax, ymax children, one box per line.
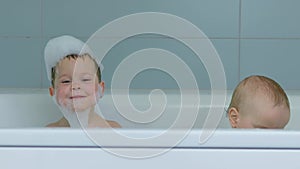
<box><xmin>49</xmin><ymin>87</ymin><xmax>54</xmax><ymax>96</ymax></box>
<box><xmin>228</xmin><ymin>107</ymin><xmax>239</xmax><ymax>128</ymax></box>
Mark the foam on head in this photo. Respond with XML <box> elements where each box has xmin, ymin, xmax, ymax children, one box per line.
<box><xmin>44</xmin><ymin>35</ymin><xmax>102</xmax><ymax>82</ymax></box>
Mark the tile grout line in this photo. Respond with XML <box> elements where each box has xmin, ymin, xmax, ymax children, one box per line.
<box><xmin>238</xmin><ymin>0</ymin><xmax>242</xmax><ymax>82</ymax></box>
<box><xmin>40</xmin><ymin>0</ymin><xmax>44</xmax><ymax>89</ymax></box>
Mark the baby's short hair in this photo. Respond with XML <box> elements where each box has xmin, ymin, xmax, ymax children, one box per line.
<box><xmin>229</xmin><ymin>75</ymin><xmax>290</xmax><ymax>111</ymax></box>
<box><xmin>51</xmin><ymin>53</ymin><xmax>101</xmax><ymax>87</ymax></box>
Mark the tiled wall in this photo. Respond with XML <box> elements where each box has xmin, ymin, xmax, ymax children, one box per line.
<box><xmin>0</xmin><ymin>0</ymin><xmax>299</xmax><ymax>90</ymax></box>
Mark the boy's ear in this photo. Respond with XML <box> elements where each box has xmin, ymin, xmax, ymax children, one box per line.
<box><xmin>49</xmin><ymin>87</ymin><xmax>54</xmax><ymax>96</ymax></box>
<box><xmin>99</xmin><ymin>81</ymin><xmax>105</xmax><ymax>96</ymax></box>
<box><xmin>228</xmin><ymin>107</ymin><xmax>239</xmax><ymax>128</ymax></box>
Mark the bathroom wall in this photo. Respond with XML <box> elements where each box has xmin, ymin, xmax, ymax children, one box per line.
<box><xmin>0</xmin><ymin>0</ymin><xmax>299</xmax><ymax>90</ymax></box>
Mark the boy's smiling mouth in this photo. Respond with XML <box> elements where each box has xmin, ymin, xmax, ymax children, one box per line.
<box><xmin>70</xmin><ymin>95</ymin><xmax>86</xmax><ymax>99</ymax></box>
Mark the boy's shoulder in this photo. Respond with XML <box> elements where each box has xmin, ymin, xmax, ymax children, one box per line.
<box><xmin>46</xmin><ymin>117</ymin><xmax>70</xmax><ymax>127</ymax></box>
<box><xmin>107</xmin><ymin>120</ymin><xmax>121</xmax><ymax>128</ymax></box>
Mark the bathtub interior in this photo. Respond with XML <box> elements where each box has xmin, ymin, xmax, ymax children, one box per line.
<box><xmin>0</xmin><ymin>89</ymin><xmax>298</xmax><ymax>130</ymax></box>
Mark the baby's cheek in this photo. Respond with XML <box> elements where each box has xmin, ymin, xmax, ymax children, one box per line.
<box><xmin>237</xmin><ymin>117</ymin><xmax>255</xmax><ymax>128</ymax></box>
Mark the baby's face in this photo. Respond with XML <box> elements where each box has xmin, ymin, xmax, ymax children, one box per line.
<box><xmin>236</xmin><ymin>94</ymin><xmax>290</xmax><ymax>129</ymax></box>
<box><xmin>53</xmin><ymin>57</ymin><xmax>101</xmax><ymax>112</ymax></box>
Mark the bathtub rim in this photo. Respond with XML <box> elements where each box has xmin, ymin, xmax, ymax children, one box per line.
<box><xmin>0</xmin><ymin>128</ymin><xmax>300</xmax><ymax>149</ymax></box>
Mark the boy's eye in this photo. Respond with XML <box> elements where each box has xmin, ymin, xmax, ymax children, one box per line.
<box><xmin>82</xmin><ymin>78</ymin><xmax>92</xmax><ymax>82</ymax></box>
<box><xmin>61</xmin><ymin>80</ymin><xmax>71</xmax><ymax>84</ymax></box>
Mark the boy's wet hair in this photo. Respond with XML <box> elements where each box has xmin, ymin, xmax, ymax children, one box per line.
<box><xmin>51</xmin><ymin>53</ymin><xmax>101</xmax><ymax>87</ymax></box>
<box><xmin>229</xmin><ymin>75</ymin><xmax>290</xmax><ymax>112</ymax></box>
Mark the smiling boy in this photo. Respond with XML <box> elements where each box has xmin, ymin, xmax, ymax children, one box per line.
<box><xmin>44</xmin><ymin>35</ymin><xmax>120</xmax><ymax>128</ymax></box>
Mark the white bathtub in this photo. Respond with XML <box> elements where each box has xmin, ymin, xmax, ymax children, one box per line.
<box><xmin>0</xmin><ymin>89</ymin><xmax>300</xmax><ymax>169</ymax></box>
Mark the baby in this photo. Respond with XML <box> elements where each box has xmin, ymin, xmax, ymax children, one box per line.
<box><xmin>227</xmin><ymin>75</ymin><xmax>290</xmax><ymax>129</ymax></box>
<box><xmin>44</xmin><ymin>35</ymin><xmax>120</xmax><ymax>128</ymax></box>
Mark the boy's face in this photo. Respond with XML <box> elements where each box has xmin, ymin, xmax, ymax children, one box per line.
<box><xmin>229</xmin><ymin>93</ymin><xmax>290</xmax><ymax>129</ymax></box>
<box><xmin>49</xmin><ymin>56</ymin><xmax>104</xmax><ymax>112</ymax></box>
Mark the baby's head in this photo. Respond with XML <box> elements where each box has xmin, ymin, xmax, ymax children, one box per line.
<box><xmin>228</xmin><ymin>75</ymin><xmax>290</xmax><ymax>129</ymax></box>
<box><xmin>44</xmin><ymin>35</ymin><xmax>104</xmax><ymax>112</ymax></box>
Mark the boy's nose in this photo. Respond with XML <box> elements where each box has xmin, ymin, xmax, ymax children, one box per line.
<box><xmin>72</xmin><ymin>83</ymin><xmax>81</xmax><ymax>90</ymax></box>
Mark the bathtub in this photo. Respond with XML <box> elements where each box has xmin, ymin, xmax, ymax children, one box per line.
<box><xmin>0</xmin><ymin>89</ymin><xmax>300</xmax><ymax>169</ymax></box>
